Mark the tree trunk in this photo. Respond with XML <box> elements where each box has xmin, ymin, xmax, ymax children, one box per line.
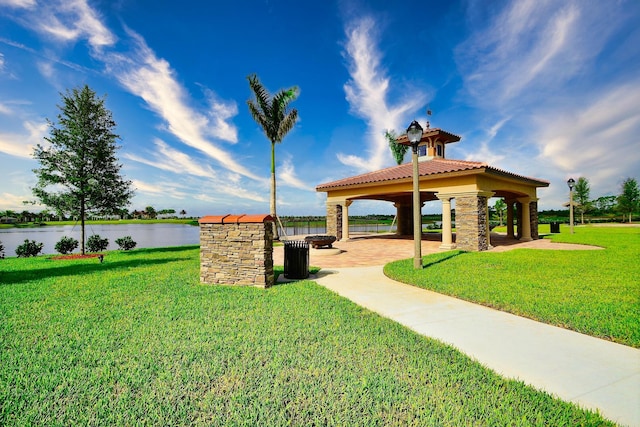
<box><xmin>80</xmin><ymin>200</ymin><xmax>86</xmax><ymax>255</ymax></box>
<box><xmin>270</xmin><ymin>142</ymin><xmax>279</xmax><ymax>240</ymax></box>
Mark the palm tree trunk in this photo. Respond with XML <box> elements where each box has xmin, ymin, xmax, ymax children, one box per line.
<box><xmin>270</xmin><ymin>142</ymin><xmax>279</xmax><ymax>240</ymax></box>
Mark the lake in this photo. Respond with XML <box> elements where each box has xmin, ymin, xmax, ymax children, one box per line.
<box><xmin>0</xmin><ymin>221</ymin><xmax>400</xmax><ymax>257</ymax></box>
<box><xmin>0</xmin><ymin>223</ymin><xmax>200</xmax><ymax>256</ymax></box>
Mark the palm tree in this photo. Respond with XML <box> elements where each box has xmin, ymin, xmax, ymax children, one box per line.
<box><xmin>246</xmin><ymin>74</ymin><xmax>299</xmax><ymax>239</ymax></box>
<box><xmin>385</xmin><ymin>130</ymin><xmax>408</xmax><ymax>165</ymax></box>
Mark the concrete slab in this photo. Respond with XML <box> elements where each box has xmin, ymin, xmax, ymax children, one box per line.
<box><xmin>313</xmin><ymin>265</ymin><xmax>640</xmax><ymax>427</ymax></box>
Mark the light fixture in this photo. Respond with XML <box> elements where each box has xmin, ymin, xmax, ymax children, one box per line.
<box><xmin>406</xmin><ymin>120</ymin><xmax>424</xmax><ymax>269</ymax></box>
<box><xmin>567</xmin><ymin>178</ymin><xmax>575</xmax><ymax>234</ymax></box>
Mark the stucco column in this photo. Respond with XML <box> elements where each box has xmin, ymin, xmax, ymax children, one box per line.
<box><xmin>486</xmin><ymin>198</ymin><xmax>493</xmax><ymax>249</ymax></box>
<box><xmin>517</xmin><ymin>197</ymin><xmax>532</xmax><ymax>241</ymax></box>
<box><xmin>506</xmin><ymin>199</ymin><xmax>515</xmax><ymax>238</ymax></box>
<box><xmin>437</xmin><ymin>194</ymin><xmax>455</xmax><ymax>249</ymax></box>
<box><xmin>341</xmin><ymin>200</ymin><xmax>352</xmax><ymax>241</ymax></box>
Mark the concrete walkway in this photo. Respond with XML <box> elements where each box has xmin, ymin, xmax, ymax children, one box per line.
<box><xmin>309</xmin><ymin>266</ymin><xmax>640</xmax><ymax>427</ymax></box>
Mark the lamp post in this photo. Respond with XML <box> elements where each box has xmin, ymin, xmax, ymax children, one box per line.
<box><xmin>567</xmin><ymin>178</ymin><xmax>575</xmax><ymax>234</ymax></box>
<box><xmin>407</xmin><ymin>120</ymin><xmax>424</xmax><ymax>269</ymax></box>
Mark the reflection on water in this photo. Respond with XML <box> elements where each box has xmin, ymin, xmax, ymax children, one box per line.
<box><xmin>0</xmin><ymin>223</ymin><xmax>200</xmax><ymax>256</ymax></box>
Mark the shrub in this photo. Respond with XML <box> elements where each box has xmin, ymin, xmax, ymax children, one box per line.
<box><xmin>55</xmin><ymin>236</ymin><xmax>79</xmax><ymax>254</ymax></box>
<box><xmin>15</xmin><ymin>239</ymin><xmax>44</xmax><ymax>257</ymax></box>
<box><xmin>0</xmin><ymin>240</ymin><xmax>4</xmax><ymax>259</ymax></box>
<box><xmin>115</xmin><ymin>236</ymin><xmax>137</xmax><ymax>251</ymax></box>
<box><xmin>87</xmin><ymin>234</ymin><xmax>109</xmax><ymax>252</ymax></box>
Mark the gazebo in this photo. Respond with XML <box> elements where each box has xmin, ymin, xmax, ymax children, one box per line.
<box><xmin>316</xmin><ymin>126</ymin><xmax>549</xmax><ymax>251</ymax></box>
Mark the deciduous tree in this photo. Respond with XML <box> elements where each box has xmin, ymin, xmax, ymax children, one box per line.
<box><xmin>573</xmin><ymin>177</ymin><xmax>591</xmax><ymax>224</ymax></box>
<box><xmin>32</xmin><ymin>85</ymin><xmax>134</xmax><ymax>254</ymax></box>
<box><xmin>617</xmin><ymin>177</ymin><xmax>639</xmax><ymax>223</ymax></box>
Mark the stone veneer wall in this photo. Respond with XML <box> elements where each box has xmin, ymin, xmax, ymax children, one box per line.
<box><xmin>455</xmin><ymin>195</ymin><xmax>489</xmax><ymax>251</ymax></box>
<box><xmin>529</xmin><ymin>200</ymin><xmax>539</xmax><ymax>240</ymax></box>
<box><xmin>326</xmin><ymin>203</ymin><xmax>342</xmax><ymax>240</ymax></box>
<box><xmin>199</xmin><ymin>214</ymin><xmax>274</xmax><ymax>288</ymax></box>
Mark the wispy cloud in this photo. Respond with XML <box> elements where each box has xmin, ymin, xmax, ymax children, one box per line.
<box><xmin>0</xmin><ymin>0</ymin><xmax>37</xmax><ymax>9</ymax></box>
<box><xmin>3</xmin><ymin>0</ymin><xmax>261</xmax><ymax>184</ymax></box>
<box><xmin>124</xmin><ymin>139</ymin><xmax>217</xmax><ymax>179</ymax></box>
<box><xmin>278</xmin><ymin>156</ymin><xmax>314</xmax><ymax>191</ymax></box>
<box><xmin>339</xmin><ymin>16</ymin><xmax>427</xmax><ymax>172</ymax></box>
<box><xmin>534</xmin><ymin>81</ymin><xmax>640</xmax><ymax>185</ymax></box>
<box><xmin>99</xmin><ymin>28</ymin><xmax>260</xmax><ymax>180</ymax></box>
<box><xmin>6</xmin><ymin>0</ymin><xmax>115</xmax><ymax>49</ymax></box>
<box><xmin>0</xmin><ymin>120</ymin><xmax>46</xmax><ymax>158</ymax></box>
<box><xmin>455</xmin><ymin>0</ymin><xmax>639</xmax><ymax>205</ymax></box>
<box><xmin>456</xmin><ymin>0</ymin><xmax>626</xmax><ymax>112</ymax></box>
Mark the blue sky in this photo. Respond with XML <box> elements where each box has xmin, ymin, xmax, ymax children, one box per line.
<box><xmin>1</xmin><ymin>0</ymin><xmax>638</xmax><ymax>217</ymax></box>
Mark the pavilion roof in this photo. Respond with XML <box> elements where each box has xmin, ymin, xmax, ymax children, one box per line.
<box><xmin>316</xmin><ymin>158</ymin><xmax>549</xmax><ymax>191</ymax></box>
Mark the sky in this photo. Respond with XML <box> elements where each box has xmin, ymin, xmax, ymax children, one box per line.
<box><xmin>0</xmin><ymin>0</ymin><xmax>639</xmax><ymax>217</ymax></box>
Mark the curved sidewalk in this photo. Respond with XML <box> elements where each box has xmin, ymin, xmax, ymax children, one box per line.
<box><xmin>310</xmin><ymin>266</ymin><xmax>640</xmax><ymax>427</ymax></box>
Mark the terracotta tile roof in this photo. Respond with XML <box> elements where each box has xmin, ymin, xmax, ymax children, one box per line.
<box><xmin>316</xmin><ymin>158</ymin><xmax>549</xmax><ymax>191</ymax></box>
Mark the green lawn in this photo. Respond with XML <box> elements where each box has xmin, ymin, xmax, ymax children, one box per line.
<box><xmin>385</xmin><ymin>225</ymin><xmax>640</xmax><ymax>348</ymax></box>
<box><xmin>0</xmin><ymin>246</ymin><xmax>612</xmax><ymax>426</ymax></box>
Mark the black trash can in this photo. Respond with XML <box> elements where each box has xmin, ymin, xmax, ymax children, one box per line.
<box><xmin>550</xmin><ymin>222</ymin><xmax>560</xmax><ymax>233</ymax></box>
<box><xmin>284</xmin><ymin>240</ymin><xmax>309</xmax><ymax>279</ymax></box>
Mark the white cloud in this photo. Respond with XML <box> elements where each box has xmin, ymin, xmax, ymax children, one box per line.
<box><xmin>125</xmin><ymin>139</ymin><xmax>217</xmax><ymax>179</ymax></box>
<box><xmin>339</xmin><ymin>16</ymin><xmax>427</xmax><ymax>172</ymax></box>
<box><xmin>0</xmin><ymin>0</ymin><xmax>36</xmax><ymax>8</ymax></box>
<box><xmin>131</xmin><ymin>179</ymin><xmax>188</xmax><ymax>199</ymax></box>
<box><xmin>456</xmin><ymin>0</ymin><xmax>618</xmax><ymax>111</ymax></box>
<box><xmin>12</xmin><ymin>0</ymin><xmax>115</xmax><ymax>49</ymax></box>
<box><xmin>278</xmin><ymin>157</ymin><xmax>314</xmax><ymax>191</ymax></box>
<box><xmin>0</xmin><ymin>120</ymin><xmax>47</xmax><ymax>158</ymax></box>
<box><xmin>101</xmin><ymin>29</ymin><xmax>259</xmax><ymax>181</ymax></box>
<box><xmin>535</xmin><ymin>82</ymin><xmax>640</xmax><ymax>185</ymax></box>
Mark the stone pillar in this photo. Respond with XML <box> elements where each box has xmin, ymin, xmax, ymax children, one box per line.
<box><xmin>199</xmin><ymin>214</ymin><xmax>274</xmax><ymax>288</ymax></box>
<box><xmin>517</xmin><ymin>197</ymin><xmax>533</xmax><ymax>241</ymax></box>
<box><xmin>530</xmin><ymin>199</ymin><xmax>539</xmax><ymax>240</ymax></box>
<box><xmin>437</xmin><ymin>195</ymin><xmax>455</xmax><ymax>249</ymax></box>
<box><xmin>394</xmin><ymin>202</ymin><xmax>413</xmax><ymax>235</ymax></box>
<box><xmin>326</xmin><ymin>203</ymin><xmax>341</xmax><ymax>240</ymax></box>
<box><xmin>455</xmin><ymin>193</ymin><xmax>491</xmax><ymax>251</ymax></box>
<box><xmin>341</xmin><ymin>200</ymin><xmax>352</xmax><ymax>241</ymax></box>
<box><xmin>506</xmin><ymin>199</ymin><xmax>515</xmax><ymax>239</ymax></box>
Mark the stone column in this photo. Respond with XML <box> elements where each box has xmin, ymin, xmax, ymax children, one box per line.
<box><xmin>437</xmin><ymin>194</ymin><xmax>455</xmax><ymax>249</ymax></box>
<box><xmin>341</xmin><ymin>200</ymin><xmax>352</xmax><ymax>241</ymax></box>
<box><xmin>326</xmin><ymin>202</ymin><xmax>341</xmax><ymax>240</ymax></box>
<box><xmin>455</xmin><ymin>192</ymin><xmax>492</xmax><ymax>251</ymax></box>
<box><xmin>394</xmin><ymin>202</ymin><xmax>413</xmax><ymax>235</ymax></box>
<box><xmin>506</xmin><ymin>199</ymin><xmax>515</xmax><ymax>238</ymax></box>
<box><xmin>530</xmin><ymin>199</ymin><xmax>539</xmax><ymax>240</ymax></box>
<box><xmin>517</xmin><ymin>197</ymin><xmax>533</xmax><ymax>241</ymax></box>
<box><xmin>199</xmin><ymin>214</ymin><xmax>274</xmax><ymax>288</ymax></box>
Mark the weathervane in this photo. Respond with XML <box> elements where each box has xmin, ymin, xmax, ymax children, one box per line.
<box><xmin>426</xmin><ymin>106</ymin><xmax>432</xmax><ymax>128</ymax></box>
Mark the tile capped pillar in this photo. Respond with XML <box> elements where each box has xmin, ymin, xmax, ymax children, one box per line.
<box><xmin>199</xmin><ymin>214</ymin><xmax>274</xmax><ymax>288</ymax></box>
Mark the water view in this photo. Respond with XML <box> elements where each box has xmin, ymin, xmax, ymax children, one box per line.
<box><xmin>0</xmin><ymin>223</ymin><xmax>200</xmax><ymax>256</ymax></box>
<box><xmin>0</xmin><ymin>221</ymin><xmax>403</xmax><ymax>257</ymax></box>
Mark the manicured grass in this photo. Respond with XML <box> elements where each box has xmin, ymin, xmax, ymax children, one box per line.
<box><xmin>385</xmin><ymin>226</ymin><xmax>640</xmax><ymax>348</ymax></box>
<box><xmin>0</xmin><ymin>246</ymin><xmax>612</xmax><ymax>425</ymax></box>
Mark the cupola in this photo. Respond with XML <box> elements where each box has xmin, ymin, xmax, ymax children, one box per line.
<box><xmin>396</xmin><ymin>123</ymin><xmax>461</xmax><ymax>161</ymax></box>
